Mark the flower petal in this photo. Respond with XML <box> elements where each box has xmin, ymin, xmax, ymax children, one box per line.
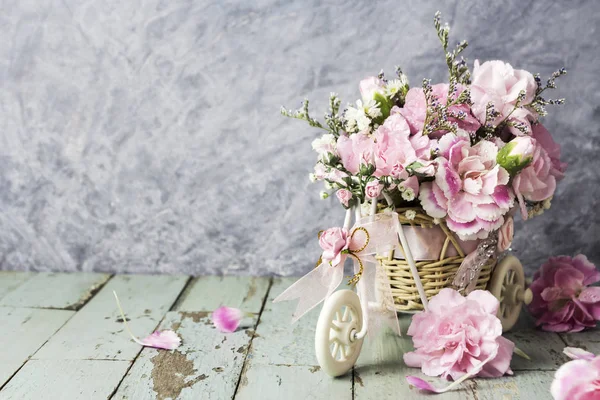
<box><xmin>405</xmin><ymin>376</ymin><xmax>441</xmax><ymax>393</ymax></box>
<box><xmin>141</xmin><ymin>330</ymin><xmax>182</xmax><ymax>350</ymax></box>
<box><xmin>212</xmin><ymin>306</ymin><xmax>245</xmax><ymax>333</ymax></box>
<box><xmin>563</xmin><ymin>347</ymin><xmax>596</xmax><ymax>361</ymax></box>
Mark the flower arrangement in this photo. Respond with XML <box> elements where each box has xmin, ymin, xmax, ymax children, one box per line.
<box><xmin>282</xmin><ymin>11</ymin><xmax>567</xmax><ymax>241</ymax></box>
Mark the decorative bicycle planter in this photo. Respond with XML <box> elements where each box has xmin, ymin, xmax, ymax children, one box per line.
<box><xmin>312</xmin><ymin>202</ymin><xmax>532</xmax><ymax>377</ymax></box>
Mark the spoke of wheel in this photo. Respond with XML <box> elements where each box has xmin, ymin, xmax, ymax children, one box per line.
<box><xmin>342</xmin><ymin>306</ymin><xmax>350</xmax><ymax>322</ymax></box>
<box><xmin>331</xmin><ymin>321</ymin><xmax>342</xmax><ymax>331</ymax></box>
<box><xmin>331</xmin><ymin>341</ymin><xmax>340</xmax><ymax>359</ymax></box>
<box><xmin>341</xmin><ymin>345</ymin><xmax>349</xmax><ymax>359</ymax></box>
<box><xmin>335</xmin><ymin>311</ymin><xmax>341</xmax><ymax>321</ymax></box>
<box><xmin>500</xmin><ymin>303</ymin><xmax>506</xmax><ymax>318</ymax></box>
<box><xmin>509</xmin><ymin>270</ymin><xmax>515</xmax><ymax>284</ymax></box>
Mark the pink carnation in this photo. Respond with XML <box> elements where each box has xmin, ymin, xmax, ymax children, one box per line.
<box><xmin>551</xmin><ymin>347</ymin><xmax>600</xmax><ymax>400</ymax></box>
<box><xmin>404</xmin><ymin>288</ymin><xmax>514</xmax><ymax>381</ymax></box>
<box><xmin>528</xmin><ymin>255</ymin><xmax>600</xmax><ymax>333</ymax></box>
<box><xmin>337</xmin><ymin>133</ymin><xmax>374</xmax><ymax>174</ymax></box>
<box><xmin>513</xmin><ymin>124</ymin><xmax>567</xmax><ymax>219</ymax></box>
<box><xmin>419</xmin><ymin>134</ymin><xmax>514</xmax><ymax>240</ymax></box>
<box><xmin>372</xmin><ymin>113</ymin><xmax>418</xmax><ymax>179</ymax></box>
<box><xmin>470</xmin><ymin>60</ymin><xmax>537</xmax><ymax>135</ymax></box>
<box><xmin>335</xmin><ymin>189</ymin><xmax>353</xmax><ymax>208</ymax></box>
<box><xmin>398</xmin><ymin>84</ymin><xmax>481</xmax><ymax>136</ymax></box>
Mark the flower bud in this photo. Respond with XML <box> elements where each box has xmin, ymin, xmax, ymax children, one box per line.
<box><xmin>319</xmin><ymin>191</ymin><xmax>329</xmax><ymax>199</ymax></box>
<box><xmin>497</xmin><ymin>136</ymin><xmax>535</xmax><ymax>176</ymax></box>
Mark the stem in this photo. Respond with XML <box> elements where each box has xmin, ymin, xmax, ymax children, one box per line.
<box><xmin>113</xmin><ymin>291</ymin><xmax>145</xmax><ymax>346</ymax></box>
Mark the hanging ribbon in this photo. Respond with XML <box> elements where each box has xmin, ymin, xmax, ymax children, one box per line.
<box><xmin>452</xmin><ymin>231</ymin><xmax>499</xmax><ymax>293</ymax></box>
<box><xmin>273</xmin><ymin>212</ymin><xmax>400</xmax><ymax>326</ymax></box>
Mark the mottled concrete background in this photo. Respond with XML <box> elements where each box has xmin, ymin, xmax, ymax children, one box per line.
<box><xmin>1</xmin><ymin>0</ymin><xmax>598</xmax><ymax>276</ymax></box>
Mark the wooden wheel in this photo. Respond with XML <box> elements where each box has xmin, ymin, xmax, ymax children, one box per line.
<box><xmin>487</xmin><ymin>255</ymin><xmax>533</xmax><ymax>332</ymax></box>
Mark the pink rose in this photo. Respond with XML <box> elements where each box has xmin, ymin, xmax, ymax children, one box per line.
<box><xmin>404</xmin><ymin>288</ymin><xmax>514</xmax><ymax>380</ymax></box>
<box><xmin>497</xmin><ymin>216</ymin><xmax>514</xmax><ymax>252</ymax></box>
<box><xmin>365</xmin><ymin>179</ymin><xmax>383</xmax><ymax>199</ymax></box>
<box><xmin>419</xmin><ymin>134</ymin><xmax>514</xmax><ymax>240</ymax></box>
<box><xmin>336</xmin><ymin>133</ymin><xmax>374</xmax><ymax>174</ymax></box>
<box><xmin>512</xmin><ymin>124</ymin><xmax>566</xmax><ymax>219</ymax></box>
<box><xmin>551</xmin><ymin>348</ymin><xmax>600</xmax><ymax>400</ymax></box>
<box><xmin>470</xmin><ymin>60</ymin><xmax>537</xmax><ymax>134</ymax></box>
<box><xmin>335</xmin><ymin>189</ymin><xmax>353</xmax><ymax>208</ymax></box>
<box><xmin>319</xmin><ymin>227</ymin><xmax>350</xmax><ymax>266</ymax></box>
<box><xmin>359</xmin><ymin>76</ymin><xmax>385</xmax><ymax>101</ymax></box>
<box><xmin>398</xmin><ymin>84</ymin><xmax>481</xmax><ymax>136</ymax></box>
<box><xmin>528</xmin><ymin>254</ymin><xmax>600</xmax><ymax>333</ymax></box>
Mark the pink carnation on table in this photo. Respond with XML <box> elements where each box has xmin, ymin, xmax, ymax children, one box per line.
<box><xmin>551</xmin><ymin>347</ymin><xmax>600</xmax><ymax>400</ymax></box>
<box><xmin>528</xmin><ymin>255</ymin><xmax>600</xmax><ymax>333</ymax></box>
<box><xmin>335</xmin><ymin>188</ymin><xmax>353</xmax><ymax>208</ymax></box>
<box><xmin>404</xmin><ymin>288</ymin><xmax>514</xmax><ymax>381</ymax></box>
<box><xmin>470</xmin><ymin>60</ymin><xmax>537</xmax><ymax>135</ymax></box>
<box><xmin>398</xmin><ymin>83</ymin><xmax>481</xmax><ymax>136</ymax></box>
<box><xmin>319</xmin><ymin>227</ymin><xmax>350</xmax><ymax>266</ymax></box>
<box><xmin>336</xmin><ymin>132</ymin><xmax>374</xmax><ymax>174</ymax></box>
<box><xmin>419</xmin><ymin>133</ymin><xmax>514</xmax><ymax>240</ymax></box>
<box><xmin>512</xmin><ymin>124</ymin><xmax>567</xmax><ymax>219</ymax></box>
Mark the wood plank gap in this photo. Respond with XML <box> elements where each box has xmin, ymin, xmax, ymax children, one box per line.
<box><xmin>64</xmin><ymin>274</ymin><xmax>114</xmax><ymax>311</ymax></box>
<box><xmin>0</xmin><ymin>309</ymin><xmax>77</xmax><ymax>391</ymax></box>
<box><xmin>108</xmin><ymin>276</ymin><xmax>193</xmax><ymax>399</ymax></box>
<box><xmin>352</xmin><ymin>367</ymin><xmax>356</xmax><ymax>400</ymax></box>
<box><xmin>232</xmin><ymin>277</ymin><xmax>273</xmax><ymax>399</ymax></box>
<box><xmin>168</xmin><ymin>276</ymin><xmax>193</xmax><ymax>312</ymax></box>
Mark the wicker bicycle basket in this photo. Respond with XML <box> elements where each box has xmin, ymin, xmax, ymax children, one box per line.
<box><xmin>376</xmin><ymin>207</ymin><xmax>495</xmax><ymax>312</ymax></box>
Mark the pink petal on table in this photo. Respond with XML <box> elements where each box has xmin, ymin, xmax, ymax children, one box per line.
<box><xmin>406</xmin><ymin>376</ymin><xmax>441</xmax><ymax>393</ymax></box>
<box><xmin>213</xmin><ymin>306</ymin><xmax>244</xmax><ymax>333</ymax></box>
<box><xmin>141</xmin><ymin>330</ymin><xmax>182</xmax><ymax>350</ymax></box>
<box><xmin>563</xmin><ymin>347</ymin><xmax>595</xmax><ymax>361</ymax></box>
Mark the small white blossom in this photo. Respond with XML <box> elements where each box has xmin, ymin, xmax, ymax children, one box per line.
<box><xmin>309</xmin><ymin>173</ymin><xmax>317</xmax><ymax>182</ymax></box>
<box><xmin>385</xmin><ymin>79</ymin><xmax>405</xmax><ymax>98</ymax></box>
<box><xmin>324</xmin><ymin>181</ymin><xmax>334</xmax><ymax>190</ymax></box>
<box><xmin>401</xmin><ymin>188</ymin><xmax>415</xmax><ymax>201</ymax></box>
<box><xmin>345</xmin><ymin>99</ymin><xmax>381</xmax><ymax>132</ymax></box>
<box><xmin>363</xmin><ymin>99</ymin><xmax>382</xmax><ymax>119</ymax></box>
<box><xmin>405</xmin><ymin>210</ymin><xmax>416</xmax><ymax>220</ymax></box>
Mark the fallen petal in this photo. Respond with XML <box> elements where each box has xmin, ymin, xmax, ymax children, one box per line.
<box><xmin>141</xmin><ymin>330</ymin><xmax>181</xmax><ymax>350</ymax></box>
<box><xmin>406</xmin><ymin>376</ymin><xmax>440</xmax><ymax>393</ymax></box>
<box><xmin>563</xmin><ymin>347</ymin><xmax>595</xmax><ymax>361</ymax></box>
<box><xmin>213</xmin><ymin>306</ymin><xmax>245</xmax><ymax>333</ymax></box>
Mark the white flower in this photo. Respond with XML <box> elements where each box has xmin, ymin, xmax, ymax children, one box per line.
<box><xmin>385</xmin><ymin>79</ymin><xmax>402</xmax><ymax>98</ymax></box>
<box><xmin>311</xmin><ymin>134</ymin><xmax>336</xmax><ymax>158</ymax></box>
<box><xmin>345</xmin><ymin>99</ymin><xmax>381</xmax><ymax>132</ymax></box>
<box><xmin>309</xmin><ymin>173</ymin><xmax>317</xmax><ymax>182</ymax></box>
<box><xmin>401</xmin><ymin>187</ymin><xmax>415</xmax><ymax>201</ymax></box>
<box><xmin>405</xmin><ymin>210</ymin><xmax>416</xmax><ymax>220</ymax></box>
<box><xmin>324</xmin><ymin>181</ymin><xmax>334</xmax><ymax>189</ymax></box>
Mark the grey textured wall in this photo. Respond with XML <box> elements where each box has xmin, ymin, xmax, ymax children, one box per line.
<box><xmin>1</xmin><ymin>0</ymin><xmax>599</xmax><ymax>276</ymax></box>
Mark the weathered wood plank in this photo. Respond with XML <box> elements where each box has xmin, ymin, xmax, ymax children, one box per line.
<box><xmin>174</xmin><ymin>276</ymin><xmax>270</xmax><ymax>313</ymax></box>
<box><xmin>0</xmin><ymin>360</ymin><xmax>130</xmax><ymax>400</ymax></box>
<box><xmin>115</xmin><ymin>277</ymin><xmax>272</xmax><ymax>400</ymax></box>
<box><xmin>470</xmin><ymin>370</ymin><xmax>555</xmax><ymax>400</ymax></box>
<box><xmin>0</xmin><ymin>272</ymin><xmax>33</xmax><ymax>301</ymax></box>
<box><xmin>249</xmin><ymin>278</ymin><xmax>321</xmax><ymax>366</ymax></box>
<box><xmin>504</xmin><ymin>310</ymin><xmax>569</xmax><ymax>370</ymax></box>
<box><xmin>33</xmin><ymin>275</ymin><xmax>188</xmax><ymax>361</ymax></box>
<box><xmin>234</xmin><ymin>364</ymin><xmax>352</xmax><ymax>400</ymax></box>
<box><xmin>559</xmin><ymin>325</ymin><xmax>600</xmax><ymax>354</ymax></box>
<box><xmin>0</xmin><ymin>307</ymin><xmax>74</xmax><ymax>387</ymax></box>
<box><xmin>114</xmin><ymin>311</ymin><xmax>258</xmax><ymax>400</ymax></box>
<box><xmin>0</xmin><ymin>272</ymin><xmax>111</xmax><ymax>310</ymax></box>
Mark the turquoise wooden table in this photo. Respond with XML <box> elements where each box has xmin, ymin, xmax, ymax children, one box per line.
<box><xmin>0</xmin><ymin>272</ymin><xmax>595</xmax><ymax>399</ymax></box>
